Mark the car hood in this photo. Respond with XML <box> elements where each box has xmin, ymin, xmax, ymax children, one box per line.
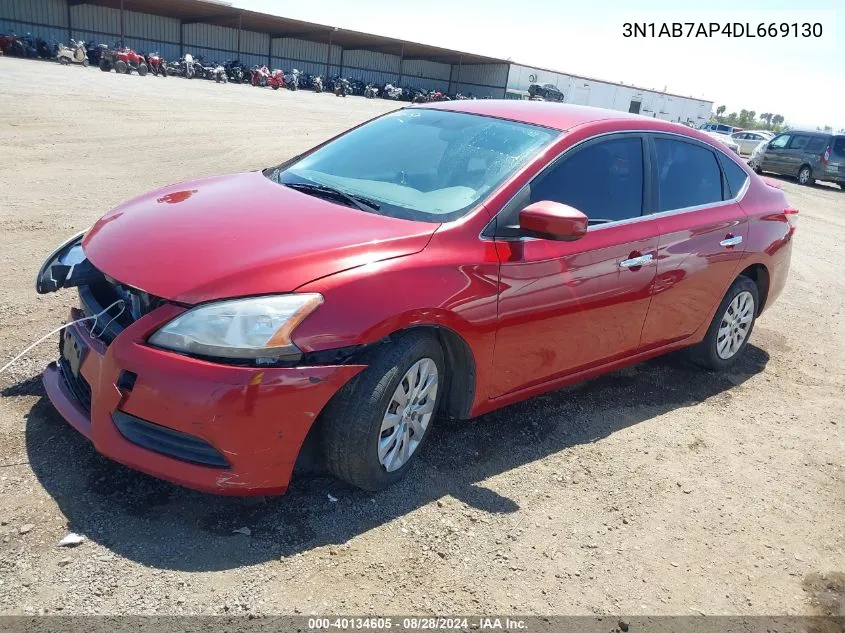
<box><xmin>82</xmin><ymin>171</ymin><xmax>439</xmax><ymax>304</ymax></box>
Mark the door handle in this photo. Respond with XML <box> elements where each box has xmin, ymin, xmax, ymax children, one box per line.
<box><xmin>619</xmin><ymin>253</ymin><xmax>654</xmax><ymax>269</ymax></box>
<box><xmin>720</xmin><ymin>235</ymin><xmax>743</xmax><ymax>247</ymax></box>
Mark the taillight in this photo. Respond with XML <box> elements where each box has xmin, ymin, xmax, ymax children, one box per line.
<box><xmin>823</xmin><ymin>146</ymin><xmax>831</xmax><ymax>165</ymax></box>
<box><xmin>784</xmin><ymin>207</ymin><xmax>799</xmax><ymax>231</ymax></box>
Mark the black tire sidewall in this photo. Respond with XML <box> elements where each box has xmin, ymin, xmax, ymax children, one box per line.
<box><xmin>695</xmin><ymin>276</ymin><xmax>759</xmax><ymax>370</ymax></box>
<box><xmin>322</xmin><ymin>333</ymin><xmax>445</xmax><ymax>491</ymax></box>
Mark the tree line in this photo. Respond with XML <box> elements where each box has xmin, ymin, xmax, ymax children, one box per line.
<box><xmin>712</xmin><ymin>106</ymin><xmax>787</xmax><ymax>131</ymax></box>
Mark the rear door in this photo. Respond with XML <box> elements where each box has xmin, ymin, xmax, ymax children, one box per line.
<box><xmin>489</xmin><ymin>133</ymin><xmax>659</xmax><ymax>397</ymax></box>
<box><xmin>762</xmin><ymin>133</ymin><xmax>791</xmax><ymax>174</ymax></box>
<box><xmin>639</xmin><ymin>135</ymin><xmax>749</xmax><ymax>350</ymax></box>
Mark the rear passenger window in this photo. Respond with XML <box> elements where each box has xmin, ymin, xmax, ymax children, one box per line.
<box><xmin>530</xmin><ymin>136</ymin><xmax>643</xmax><ymax>223</ymax></box>
<box><xmin>654</xmin><ymin>138</ymin><xmax>723</xmax><ymax>212</ymax></box>
<box><xmin>721</xmin><ymin>157</ymin><xmax>749</xmax><ymax>198</ymax></box>
<box><xmin>789</xmin><ymin>136</ymin><xmax>811</xmax><ymax>150</ymax></box>
<box><xmin>806</xmin><ymin>137</ymin><xmax>827</xmax><ymax>152</ymax></box>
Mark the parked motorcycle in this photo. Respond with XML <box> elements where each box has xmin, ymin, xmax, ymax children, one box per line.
<box><xmin>250</xmin><ymin>64</ymin><xmax>270</xmax><ymax>87</ymax></box>
<box><xmin>99</xmin><ymin>44</ymin><xmax>148</xmax><ymax>75</ymax></box>
<box><xmin>382</xmin><ymin>83</ymin><xmax>403</xmax><ymax>100</ymax></box>
<box><xmin>284</xmin><ymin>68</ymin><xmax>300</xmax><ymax>90</ymax></box>
<box><xmin>268</xmin><ymin>68</ymin><xmax>285</xmax><ymax>90</ymax></box>
<box><xmin>144</xmin><ymin>51</ymin><xmax>167</xmax><ymax>76</ymax></box>
<box><xmin>213</xmin><ymin>63</ymin><xmax>228</xmax><ymax>83</ymax></box>
<box><xmin>55</xmin><ymin>39</ymin><xmax>88</xmax><ymax>66</ymax></box>
<box><xmin>364</xmin><ymin>83</ymin><xmax>379</xmax><ymax>98</ymax></box>
<box><xmin>312</xmin><ymin>75</ymin><xmax>324</xmax><ymax>93</ymax></box>
<box><xmin>85</xmin><ymin>41</ymin><xmax>108</xmax><ymax>66</ymax></box>
<box><xmin>334</xmin><ymin>77</ymin><xmax>351</xmax><ymax>97</ymax></box>
<box><xmin>224</xmin><ymin>60</ymin><xmax>246</xmax><ymax>83</ymax></box>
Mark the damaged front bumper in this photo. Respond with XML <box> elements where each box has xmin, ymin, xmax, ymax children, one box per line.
<box><xmin>38</xmin><ymin>234</ymin><xmax>366</xmax><ymax>495</ymax></box>
<box><xmin>43</xmin><ymin>303</ymin><xmax>366</xmax><ymax>495</ymax></box>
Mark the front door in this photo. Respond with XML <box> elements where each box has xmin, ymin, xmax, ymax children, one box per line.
<box><xmin>489</xmin><ymin>134</ymin><xmax>659</xmax><ymax>398</ymax></box>
<box><xmin>761</xmin><ymin>133</ymin><xmax>791</xmax><ymax>175</ymax></box>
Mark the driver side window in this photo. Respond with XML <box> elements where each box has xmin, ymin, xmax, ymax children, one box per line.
<box><xmin>528</xmin><ymin>136</ymin><xmax>644</xmax><ymax>223</ymax></box>
<box><xmin>769</xmin><ymin>134</ymin><xmax>791</xmax><ymax>149</ymax></box>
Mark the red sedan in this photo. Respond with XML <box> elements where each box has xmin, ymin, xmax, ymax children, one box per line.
<box><xmin>37</xmin><ymin>101</ymin><xmax>797</xmax><ymax>495</ymax></box>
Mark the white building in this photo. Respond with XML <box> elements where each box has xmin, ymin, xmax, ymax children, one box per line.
<box><xmin>505</xmin><ymin>63</ymin><xmax>713</xmax><ymax>126</ymax></box>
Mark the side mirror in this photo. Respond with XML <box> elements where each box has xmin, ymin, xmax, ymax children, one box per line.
<box><xmin>518</xmin><ymin>201</ymin><xmax>588</xmax><ymax>241</ymax></box>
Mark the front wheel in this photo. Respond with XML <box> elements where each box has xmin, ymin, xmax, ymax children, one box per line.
<box><xmin>137</xmin><ymin>62</ymin><xmax>148</xmax><ymax>76</ymax></box>
<box><xmin>321</xmin><ymin>333</ymin><xmax>444</xmax><ymax>491</ymax></box>
<box><xmin>99</xmin><ymin>58</ymin><xmax>111</xmax><ymax>72</ymax></box>
<box><xmin>82</xmin><ymin>58</ymin><xmax>89</xmax><ymax>67</ymax></box>
<box><xmin>114</xmin><ymin>60</ymin><xmax>127</xmax><ymax>74</ymax></box>
<box><xmin>689</xmin><ymin>276</ymin><xmax>758</xmax><ymax>370</ymax></box>
<box><xmin>59</xmin><ymin>56</ymin><xmax>69</xmax><ymax>65</ymax></box>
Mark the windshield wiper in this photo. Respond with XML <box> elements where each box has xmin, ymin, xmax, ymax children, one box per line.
<box><xmin>284</xmin><ymin>182</ymin><xmax>381</xmax><ymax>213</ymax></box>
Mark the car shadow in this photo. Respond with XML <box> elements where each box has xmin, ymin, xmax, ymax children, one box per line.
<box><xmin>759</xmin><ymin>171</ymin><xmax>842</xmax><ymax>191</ymax></box>
<box><xmin>6</xmin><ymin>345</ymin><xmax>769</xmax><ymax>572</ymax></box>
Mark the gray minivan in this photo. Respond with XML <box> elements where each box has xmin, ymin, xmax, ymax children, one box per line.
<box><xmin>754</xmin><ymin>130</ymin><xmax>845</xmax><ymax>188</ymax></box>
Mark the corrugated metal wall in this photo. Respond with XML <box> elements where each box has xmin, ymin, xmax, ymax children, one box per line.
<box><xmin>240</xmin><ymin>29</ymin><xmax>268</xmax><ymax>55</ymax></box>
<box><xmin>0</xmin><ymin>0</ymin><xmax>67</xmax><ymax>27</ymax></box>
<box><xmin>342</xmin><ymin>49</ymin><xmax>399</xmax><ymax>74</ymax></box>
<box><xmin>183</xmin><ymin>23</ymin><xmax>236</xmax><ymax>51</ymax></box>
<box><xmin>69</xmin><ymin>4</ymin><xmax>119</xmax><ymax>34</ymax></box>
<box><xmin>403</xmin><ymin>59</ymin><xmax>450</xmax><ymax>81</ymax></box>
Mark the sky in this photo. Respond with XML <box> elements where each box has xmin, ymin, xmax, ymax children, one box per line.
<box><xmin>231</xmin><ymin>0</ymin><xmax>844</xmax><ymax>130</ymax></box>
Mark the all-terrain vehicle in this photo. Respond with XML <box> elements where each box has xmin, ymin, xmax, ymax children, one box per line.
<box><xmin>99</xmin><ymin>44</ymin><xmax>148</xmax><ymax>75</ymax></box>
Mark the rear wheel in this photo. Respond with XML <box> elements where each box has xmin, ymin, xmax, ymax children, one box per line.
<box><xmin>690</xmin><ymin>276</ymin><xmax>759</xmax><ymax>370</ymax></box>
<box><xmin>321</xmin><ymin>333</ymin><xmax>444</xmax><ymax>491</ymax></box>
<box><xmin>137</xmin><ymin>62</ymin><xmax>148</xmax><ymax>76</ymax></box>
<box><xmin>114</xmin><ymin>60</ymin><xmax>127</xmax><ymax>74</ymax></box>
<box><xmin>58</xmin><ymin>56</ymin><xmax>69</xmax><ymax>65</ymax></box>
<box><xmin>99</xmin><ymin>58</ymin><xmax>111</xmax><ymax>72</ymax></box>
<box><xmin>797</xmin><ymin>165</ymin><xmax>813</xmax><ymax>186</ymax></box>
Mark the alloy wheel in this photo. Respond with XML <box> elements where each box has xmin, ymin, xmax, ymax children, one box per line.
<box><xmin>799</xmin><ymin>168</ymin><xmax>811</xmax><ymax>184</ymax></box>
<box><xmin>378</xmin><ymin>358</ymin><xmax>438</xmax><ymax>472</ymax></box>
<box><xmin>716</xmin><ymin>291</ymin><xmax>755</xmax><ymax>359</ymax></box>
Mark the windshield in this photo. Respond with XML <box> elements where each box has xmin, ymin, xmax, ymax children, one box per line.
<box><xmin>269</xmin><ymin>109</ymin><xmax>558</xmax><ymax>222</ymax></box>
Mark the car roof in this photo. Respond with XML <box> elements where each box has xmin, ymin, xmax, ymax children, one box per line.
<box><xmin>414</xmin><ymin>100</ymin><xmax>658</xmax><ymax>131</ymax></box>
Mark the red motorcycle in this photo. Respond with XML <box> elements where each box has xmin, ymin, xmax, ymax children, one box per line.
<box><xmin>99</xmin><ymin>44</ymin><xmax>148</xmax><ymax>75</ymax></box>
<box><xmin>268</xmin><ymin>69</ymin><xmax>285</xmax><ymax>90</ymax></box>
<box><xmin>250</xmin><ymin>64</ymin><xmax>270</xmax><ymax>87</ymax></box>
<box><xmin>144</xmin><ymin>51</ymin><xmax>167</xmax><ymax>77</ymax></box>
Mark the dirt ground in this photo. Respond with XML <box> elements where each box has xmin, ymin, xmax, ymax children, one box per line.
<box><xmin>0</xmin><ymin>56</ymin><xmax>842</xmax><ymax>617</ymax></box>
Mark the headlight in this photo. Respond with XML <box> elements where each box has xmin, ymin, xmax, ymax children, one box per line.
<box><xmin>148</xmin><ymin>294</ymin><xmax>323</xmax><ymax>361</ymax></box>
<box><xmin>36</xmin><ymin>229</ymin><xmax>88</xmax><ymax>294</ymax></box>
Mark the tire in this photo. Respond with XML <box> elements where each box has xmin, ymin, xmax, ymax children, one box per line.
<box><xmin>114</xmin><ymin>60</ymin><xmax>127</xmax><ymax>74</ymax></box>
<box><xmin>689</xmin><ymin>276</ymin><xmax>759</xmax><ymax>370</ymax></box>
<box><xmin>321</xmin><ymin>332</ymin><xmax>445</xmax><ymax>491</ymax></box>
<box><xmin>82</xmin><ymin>58</ymin><xmax>88</xmax><ymax>67</ymax></box>
<box><xmin>137</xmin><ymin>62</ymin><xmax>148</xmax><ymax>76</ymax></box>
<box><xmin>160</xmin><ymin>65</ymin><xmax>167</xmax><ymax>77</ymax></box>
<box><xmin>271</xmin><ymin>83</ymin><xmax>279</xmax><ymax>90</ymax></box>
<box><xmin>797</xmin><ymin>165</ymin><xmax>812</xmax><ymax>186</ymax></box>
<box><xmin>58</xmin><ymin>56</ymin><xmax>69</xmax><ymax>65</ymax></box>
<box><xmin>99</xmin><ymin>58</ymin><xmax>111</xmax><ymax>72</ymax></box>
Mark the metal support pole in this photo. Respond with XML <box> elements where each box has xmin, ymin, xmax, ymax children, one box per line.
<box><xmin>456</xmin><ymin>55</ymin><xmax>463</xmax><ymax>94</ymax></box>
<box><xmin>67</xmin><ymin>0</ymin><xmax>72</xmax><ymax>43</ymax></box>
<box><xmin>325</xmin><ymin>29</ymin><xmax>333</xmax><ymax>79</ymax></box>
<box><xmin>119</xmin><ymin>0</ymin><xmax>124</xmax><ymax>47</ymax></box>
<box><xmin>267</xmin><ymin>37</ymin><xmax>271</xmax><ymax>67</ymax></box>
<box><xmin>237</xmin><ymin>13</ymin><xmax>242</xmax><ymax>58</ymax></box>
<box><xmin>179</xmin><ymin>21</ymin><xmax>184</xmax><ymax>57</ymax></box>
<box><xmin>397</xmin><ymin>41</ymin><xmax>404</xmax><ymax>85</ymax></box>
<box><xmin>339</xmin><ymin>47</ymin><xmax>344</xmax><ymax>78</ymax></box>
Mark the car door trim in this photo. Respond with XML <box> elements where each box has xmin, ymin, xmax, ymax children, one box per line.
<box><xmin>481</xmin><ymin>129</ymin><xmax>750</xmax><ymax>241</ymax></box>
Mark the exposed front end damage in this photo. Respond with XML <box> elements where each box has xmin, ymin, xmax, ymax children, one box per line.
<box><xmin>37</xmin><ymin>232</ymin><xmax>367</xmax><ymax>496</ymax></box>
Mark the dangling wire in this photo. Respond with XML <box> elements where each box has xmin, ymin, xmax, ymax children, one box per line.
<box><xmin>0</xmin><ymin>299</ymin><xmax>125</xmax><ymax>375</ymax></box>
